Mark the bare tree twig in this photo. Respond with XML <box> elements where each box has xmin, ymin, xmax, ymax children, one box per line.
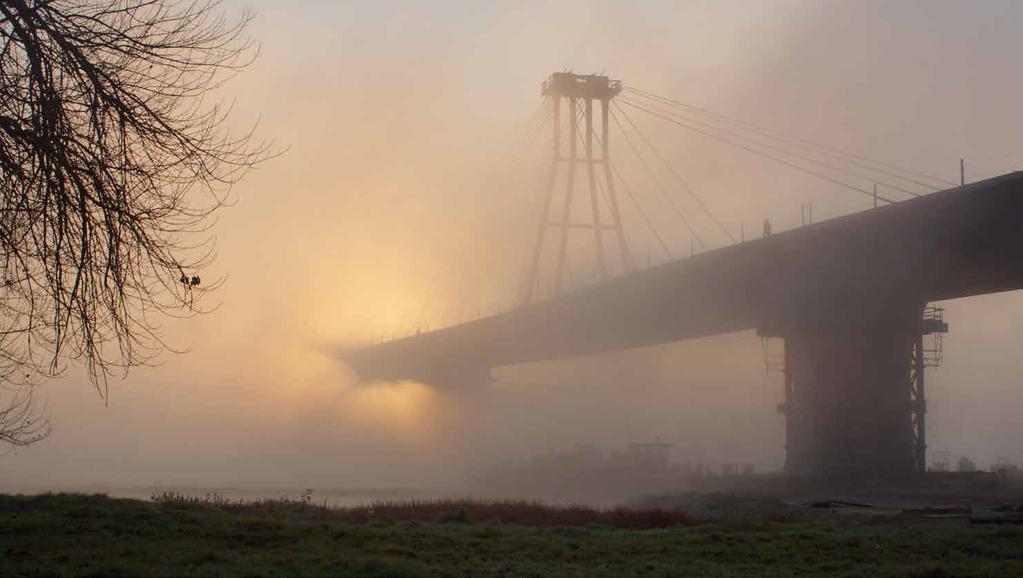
<box><xmin>0</xmin><ymin>0</ymin><xmax>272</xmax><ymax>445</ymax></box>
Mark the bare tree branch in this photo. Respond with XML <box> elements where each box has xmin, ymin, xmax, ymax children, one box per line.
<box><xmin>0</xmin><ymin>0</ymin><xmax>271</xmax><ymax>445</ymax></box>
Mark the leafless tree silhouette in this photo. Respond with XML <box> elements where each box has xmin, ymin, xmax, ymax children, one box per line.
<box><xmin>0</xmin><ymin>0</ymin><xmax>271</xmax><ymax>444</ymax></box>
<box><xmin>0</xmin><ymin>385</ymin><xmax>48</xmax><ymax>448</ymax></box>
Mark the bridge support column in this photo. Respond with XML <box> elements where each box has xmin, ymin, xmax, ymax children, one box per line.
<box><xmin>779</xmin><ymin>303</ymin><xmax>924</xmax><ymax>482</ymax></box>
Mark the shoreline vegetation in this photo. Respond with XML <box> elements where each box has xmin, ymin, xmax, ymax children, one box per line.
<box><xmin>1</xmin><ymin>493</ymin><xmax>1021</xmax><ymax>577</ymax></box>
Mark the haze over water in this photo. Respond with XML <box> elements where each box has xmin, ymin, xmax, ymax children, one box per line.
<box><xmin>5</xmin><ymin>0</ymin><xmax>1023</xmax><ymax>497</ymax></box>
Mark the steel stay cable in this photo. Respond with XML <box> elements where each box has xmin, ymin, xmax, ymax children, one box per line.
<box><xmin>510</xmin><ymin>103</ymin><xmax>554</xmax><ymax>179</ymax></box>
<box><xmin>618</xmin><ymin>98</ymin><xmax>898</xmax><ymax>204</ymax></box>
<box><xmin>613</xmin><ymin>102</ymin><xmax>735</xmax><ymax>245</ymax></box>
<box><xmin>624</xmin><ymin>85</ymin><xmax>956</xmax><ymax>189</ymax></box>
<box><xmin>611</xmin><ymin>160</ymin><xmax>673</xmax><ymax>261</ymax></box>
<box><xmin>590</xmin><ymin>128</ymin><xmax>673</xmax><ymax>260</ymax></box>
<box><xmin>518</xmin><ymin>97</ymin><xmax>587</xmax><ymax>303</ymax></box>
<box><xmin>501</xmin><ymin>98</ymin><xmax>553</xmax><ymax>179</ymax></box>
<box><xmin>606</xmin><ymin>105</ymin><xmax>708</xmax><ymax>250</ymax></box>
<box><xmin>463</xmin><ymin>98</ymin><xmax>551</xmax><ymax>315</ymax></box>
<box><xmin>626</xmin><ymin>85</ymin><xmax>955</xmax><ymax>189</ymax></box>
<box><xmin>406</xmin><ymin>101</ymin><xmax>550</xmax><ymax>337</ymax></box>
<box><xmin>506</xmin><ymin>97</ymin><xmax>550</xmax><ymax>161</ymax></box>
<box><xmin>625</xmin><ymin>87</ymin><xmax>947</xmax><ymax>191</ymax></box>
<box><xmin>578</xmin><ymin>119</ymin><xmax>636</xmax><ymax>271</ymax></box>
<box><xmin>620</xmin><ymin>95</ymin><xmax>920</xmax><ymax>199</ymax></box>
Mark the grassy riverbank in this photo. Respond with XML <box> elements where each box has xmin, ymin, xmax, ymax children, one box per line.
<box><xmin>0</xmin><ymin>493</ymin><xmax>1019</xmax><ymax>577</ymax></box>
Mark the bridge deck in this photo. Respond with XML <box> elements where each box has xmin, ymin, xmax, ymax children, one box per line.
<box><xmin>350</xmin><ymin>172</ymin><xmax>1023</xmax><ymax>385</ymax></box>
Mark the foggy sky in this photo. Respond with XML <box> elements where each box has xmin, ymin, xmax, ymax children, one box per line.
<box><xmin>4</xmin><ymin>0</ymin><xmax>1023</xmax><ymax>492</ymax></box>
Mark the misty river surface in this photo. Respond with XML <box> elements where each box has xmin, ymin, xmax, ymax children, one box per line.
<box><xmin>6</xmin><ymin>487</ymin><xmax>443</xmax><ymax>509</ymax></box>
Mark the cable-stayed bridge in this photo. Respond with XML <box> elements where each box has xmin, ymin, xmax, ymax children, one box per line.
<box><xmin>349</xmin><ymin>73</ymin><xmax>1023</xmax><ymax>482</ymax></box>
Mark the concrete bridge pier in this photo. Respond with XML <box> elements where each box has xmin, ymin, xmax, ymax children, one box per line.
<box><xmin>771</xmin><ymin>300</ymin><xmax>940</xmax><ymax>482</ymax></box>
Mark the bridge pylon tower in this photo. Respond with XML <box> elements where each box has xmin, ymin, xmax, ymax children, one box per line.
<box><xmin>519</xmin><ymin>73</ymin><xmax>633</xmax><ymax>305</ymax></box>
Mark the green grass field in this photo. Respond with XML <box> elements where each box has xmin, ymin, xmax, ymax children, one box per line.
<box><xmin>0</xmin><ymin>493</ymin><xmax>1019</xmax><ymax>577</ymax></box>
